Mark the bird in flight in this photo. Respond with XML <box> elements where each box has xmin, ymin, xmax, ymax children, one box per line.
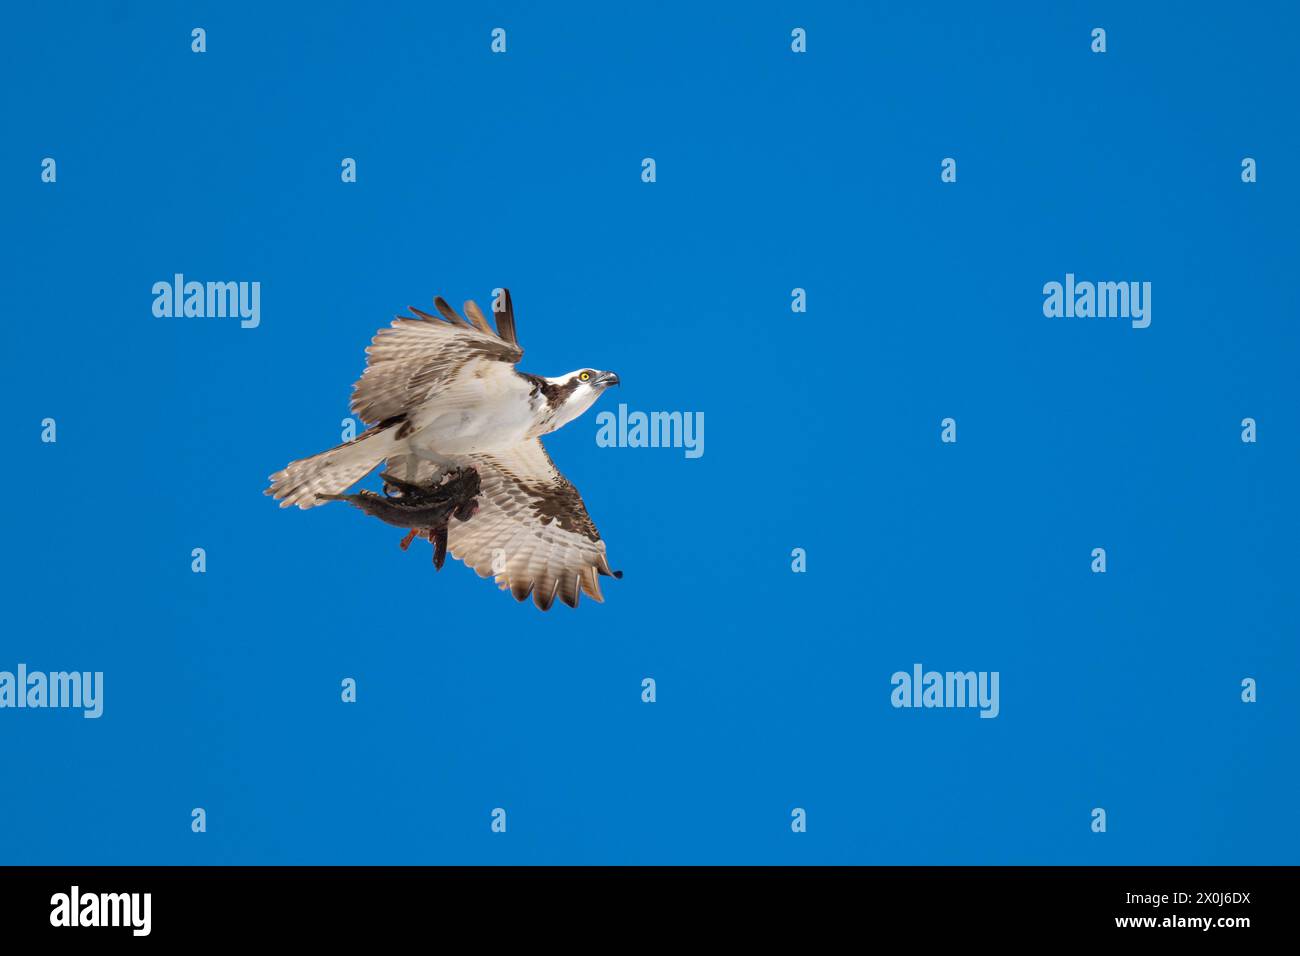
<box><xmin>266</xmin><ymin>289</ymin><xmax>622</xmax><ymax>609</ymax></box>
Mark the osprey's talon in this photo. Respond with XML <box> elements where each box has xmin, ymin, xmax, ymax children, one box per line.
<box><xmin>379</xmin><ymin>472</ymin><xmax>427</xmax><ymax>498</ymax></box>
<box><xmin>399</xmin><ymin>529</ymin><xmax>419</xmax><ymax>551</ymax></box>
<box><xmin>430</xmin><ymin>526</ymin><xmax>449</xmax><ymax>570</ymax></box>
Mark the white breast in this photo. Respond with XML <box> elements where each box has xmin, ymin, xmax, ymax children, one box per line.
<box><xmin>407</xmin><ymin>359</ymin><xmax>541</xmax><ymax>455</ymax></box>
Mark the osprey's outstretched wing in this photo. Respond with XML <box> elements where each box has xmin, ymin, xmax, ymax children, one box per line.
<box><xmin>447</xmin><ymin>439</ymin><xmax>622</xmax><ymax>610</ymax></box>
<box><xmin>351</xmin><ymin>289</ymin><xmax>522</xmax><ymax>425</ymax></box>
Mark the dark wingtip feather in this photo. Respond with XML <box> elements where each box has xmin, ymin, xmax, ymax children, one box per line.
<box><xmin>494</xmin><ymin>287</ymin><xmax>518</xmax><ymax>347</ymax></box>
<box><xmin>557</xmin><ymin>572</ymin><xmax>581</xmax><ymax>609</ymax></box>
<box><xmin>433</xmin><ymin>296</ymin><xmax>468</xmax><ymax>326</ymax></box>
<box><xmin>463</xmin><ymin>300</ymin><xmax>494</xmax><ymax>334</ymax></box>
<box><xmin>533</xmin><ymin>582</ymin><xmax>559</xmax><ymax>611</ymax></box>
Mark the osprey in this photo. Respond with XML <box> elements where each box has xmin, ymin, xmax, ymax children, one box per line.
<box><xmin>266</xmin><ymin>289</ymin><xmax>622</xmax><ymax>610</ymax></box>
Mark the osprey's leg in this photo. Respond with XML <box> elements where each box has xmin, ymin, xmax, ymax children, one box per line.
<box><xmin>399</xmin><ymin>529</ymin><xmax>420</xmax><ymax>551</ymax></box>
<box><xmin>379</xmin><ymin>472</ymin><xmax>439</xmax><ymax>500</ymax></box>
<box><xmin>413</xmin><ymin>447</ymin><xmax>458</xmax><ymax>467</ymax></box>
<box><xmin>410</xmin><ymin>445</ymin><xmax>461</xmax><ymax>484</ymax></box>
<box><xmin>429</xmin><ymin>525</ymin><xmax>449</xmax><ymax>570</ymax></box>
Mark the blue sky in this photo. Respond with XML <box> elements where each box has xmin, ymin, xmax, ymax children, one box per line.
<box><xmin>2</xmin><ymin>1</ymin><xmax>1297</xmax><ymax>864</ymax></box>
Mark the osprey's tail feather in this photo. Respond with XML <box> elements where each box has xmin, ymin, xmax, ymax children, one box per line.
<box><xmin>266</xmin><ymin>420</ymin><xmax>405</xmax><ymax>510</ymax></box>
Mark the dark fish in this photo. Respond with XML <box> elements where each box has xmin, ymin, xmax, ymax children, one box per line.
<box><xmin>317</xmin><ymin>468</ymin><xmax>481</xmax><ymax>569</ymax></box>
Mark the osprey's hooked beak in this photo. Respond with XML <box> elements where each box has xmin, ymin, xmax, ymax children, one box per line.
<box><xmin>595</xmin><ymin>370</ymin><xmax>620</xmax><ymax>388</ymax></box>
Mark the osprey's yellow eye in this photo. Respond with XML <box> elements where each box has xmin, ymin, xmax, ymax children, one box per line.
<box><xmin>579</xmin><ymin>371</ymin><xmax>591</xmax><ymax>382</ymax></box>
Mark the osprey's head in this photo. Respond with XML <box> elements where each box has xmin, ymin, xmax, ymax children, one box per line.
<box><xmin>542</xmin><ymin>368</ymin><xmax>619</xmax><ymax>431</ymax></box>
